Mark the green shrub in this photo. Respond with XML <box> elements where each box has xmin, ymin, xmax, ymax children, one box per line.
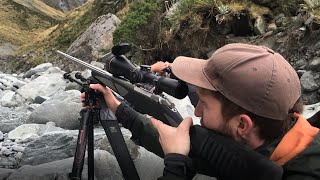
<box><xmin>113</xmin><ymin>0</ymin><xmax>161</xmax><ymax>44</ymax></box>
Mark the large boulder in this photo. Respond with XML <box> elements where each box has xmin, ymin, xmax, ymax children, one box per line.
<box><xmin>20</xmin><ymin>130</ymin><xmax>79</xmax><ymax>166</ymax></box>
<box><xmin>26</xmin><ymin>90</ymin><xmax>82</xmax><ymax>129</ymax></box>
<box><xmin>16</xmin><ymin>72</ymin><xmax>67</xmax><ymax>103</ymax></box>
<box><xmin>20</xmin><ymin>128</ymin><xmax>114</xmax><ymax>166</ymax></box>
<box><xmin>0</xmin><ymin>168</ymin><xmax>16</xmax><ymax>180</ymax></box>
<box><xmin>22</xmin><ymin>63</ymin><xmax>53</xmax><ymax>78</ymax></box>
<box><xmin>7</xmin><ymin>157</ymin><xmax>89</xmax><ymax>180</ymax></box>
<box><xmin>92</xmin><ymin>150</ymin><xmax>123</xmax><ymax>180</ymax></box>
<box><xmin>8</xmin><ymin>123</ymin><xmax>64</xmax><ymax>141</ymax></box>
<box><xmin>66</xmin><ymin>13</ymin><xmax>120</xmax><ymax>62</ymax></box>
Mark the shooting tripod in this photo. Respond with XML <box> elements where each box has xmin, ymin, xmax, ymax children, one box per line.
<box><xmin>64</xmin><ymin>72</ymin><xmax>140</xmax><ymax>180</ymax></box>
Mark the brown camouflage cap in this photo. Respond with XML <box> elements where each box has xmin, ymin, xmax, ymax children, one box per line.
<box><xmin>171</xmin><ymin>43</ymin><xmax>301</xmax><ymax>120</ymax></box>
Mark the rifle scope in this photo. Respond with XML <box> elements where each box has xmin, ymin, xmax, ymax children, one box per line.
<box><xmin>101</xmin><ymin>43</ymin><xmax>189</xmax><ymax>99</ymax></box>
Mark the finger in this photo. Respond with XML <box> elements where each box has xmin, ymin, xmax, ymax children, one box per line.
<box><xmin>179</xmin><ymin>117</ymin><xmax>193</xmax><ymax>132</ymax></box>
<box><xmin>80</xmin><ymin>92</ymin><xmax>85</xmax><ymax>98</ymax></box>
<box><xmin>150</xmin><ymin>118</ymin><xmax>164</xmax><ymax>131</ymax></box>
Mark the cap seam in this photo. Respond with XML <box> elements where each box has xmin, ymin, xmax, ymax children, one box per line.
<box><xmin>257</xmin><ymin>55</ymin><xmax>276</xmax><ymax>112</ymax></box>
<box><xmin>202</xmin><ymin>68</ymin><xmax>216</xmax><ymax>89</ymax></box>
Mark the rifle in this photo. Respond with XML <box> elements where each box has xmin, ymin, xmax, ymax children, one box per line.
<box><xmin>57</xmin><ymin>43</ymin><xmax>189</xmax><ymax>180</ymax></box>
<box><xmin>57</xmin><ymin>43</ymin><xmax>189</xmax><ymax>127</ymax></box>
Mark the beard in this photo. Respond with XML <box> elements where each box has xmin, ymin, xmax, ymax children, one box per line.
<box><xmin>220</xmin><ymin>121</ymin><xmax>248</xmax><ymax>145</ymax></box>
<box><xmin>200</xmin><ymin>118</ymin><xmax>248</xmax><ymax>146</ymax></box>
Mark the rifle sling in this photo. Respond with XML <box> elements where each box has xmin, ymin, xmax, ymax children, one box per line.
<box><xmin>99</xmin><ymin>108</ymin><xmax>140</xmax><ymax>180</ymax></box>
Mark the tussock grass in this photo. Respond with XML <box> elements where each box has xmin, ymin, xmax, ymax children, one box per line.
<box><xmin>13</xmin><ymin>0</ymin><xmax>66</xmax><ymax>20</ymax></box>
<box><xmin>0</xmin><ymin>0</ymin><xmax>58</xmax><ymax>45</ymax></box>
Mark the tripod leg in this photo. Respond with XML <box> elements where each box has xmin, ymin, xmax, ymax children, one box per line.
<box><xmin>87</xmin><ymin>111</ymin><xmax>95</xmax><ymax>180</ymax></box>
<box><xmin>70</xmin><ymin>108</ymin><xmax>90</xmax><ymax>180</ymax></box>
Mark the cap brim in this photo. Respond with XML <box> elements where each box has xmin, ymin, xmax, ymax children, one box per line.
<box><xmin>171</xmin><ymin>56</ymin><xmax>216</xmax><ymax>91</ymax></box>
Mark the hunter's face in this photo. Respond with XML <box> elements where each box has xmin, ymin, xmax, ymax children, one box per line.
<box><xmin>195</xmin><ymin>88</ymin><xmax>234</xmax><ymax>136</ymax></box>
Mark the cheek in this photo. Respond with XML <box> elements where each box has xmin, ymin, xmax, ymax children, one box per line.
<box><xmin>201</xmin><ymin>108</ymin><xmax>215</xmax><ymax>127</ymax></box>
<box><xmin>201</xmin><ymin>107</ymin><xmax>224</xmax><ymax>131</ymax></box>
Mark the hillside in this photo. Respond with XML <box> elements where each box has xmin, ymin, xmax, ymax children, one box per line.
<box><xmin>0</xmin><ymin>0</ymin><xmax>319</xmax><ymax>73</ymax></box>
<box><xmin>40</xmin><ymin>0</ymin><xmax>88</xmax><ymax>11</ymax></box>
<box><xmin>0</xmin><ymin>0</ymin><xmax>62</xmax><ymax>46</ymax></box>
<box><xmin>0</xmin><ymin>0</ymin><xmax>126</xmax><ymax>72</ymax></box>
<box><xmin>13</xmin><ymin>0</ymin><xmax>66</xmax><ymax>20</ymax></box>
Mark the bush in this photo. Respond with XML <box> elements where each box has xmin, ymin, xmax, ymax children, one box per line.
<box><xmin>113</xmin><ymin>0</ymin><xmax>161</xmax><ymax>44</ymax></box>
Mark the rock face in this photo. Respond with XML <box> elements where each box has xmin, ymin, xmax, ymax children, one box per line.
<box><xmin>66</xmin><ymin>13</ymin><xmax>120</xmax><ymax>62</ymax></box>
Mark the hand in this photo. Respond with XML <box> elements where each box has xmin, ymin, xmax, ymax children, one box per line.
<box><xmin>151</xmin><ymin>117</ymin><xmax>193</xmax><ymax>155</ymax></box>
<box><xmin>80</xmin><ymin>84</ymin><xmax>121</xmax><ymax>113</ymax></box>
<box><xmin>150</xmin><ymin>61</ymin><xmax>171</xmax><ymax>75</ymax></box>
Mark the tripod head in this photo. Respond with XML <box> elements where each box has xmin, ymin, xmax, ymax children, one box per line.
<box><xmin>64</xmin><ymin>72</ymin><xmax>101</xmax><ymax>108</ymax></box>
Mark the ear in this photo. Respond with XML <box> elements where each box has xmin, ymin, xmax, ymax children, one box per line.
<box><xmin>237</xmin><ymin>114</ymin><xmax>254</xmax><ymax>138</ymax></box>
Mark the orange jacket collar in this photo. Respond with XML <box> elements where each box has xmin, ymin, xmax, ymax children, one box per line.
<box><xmin>269</xmin><ymin>113</ymin><xmax>319</xmax><ymax>166</ymax></box>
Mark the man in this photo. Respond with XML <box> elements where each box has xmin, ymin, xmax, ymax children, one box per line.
<box><xmin>85</xmin><ymin>43</ymin><xmax>320</xmax><ymax>179</ymax></box>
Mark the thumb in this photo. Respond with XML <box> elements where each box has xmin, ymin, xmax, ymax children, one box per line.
<box><xmin>89</xmin><ymin>84</ymin><xmax>105</xmax><ymax>92</ymax></box>
<box><xmin>178</xmin><ymin>117</ymin><xmax>193</xmax><ymax>132</ymax></box>
<box><xmin>90</xmin><ymin>84</ymin><xmax>112</xmax><ymax>96</ymax></box>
